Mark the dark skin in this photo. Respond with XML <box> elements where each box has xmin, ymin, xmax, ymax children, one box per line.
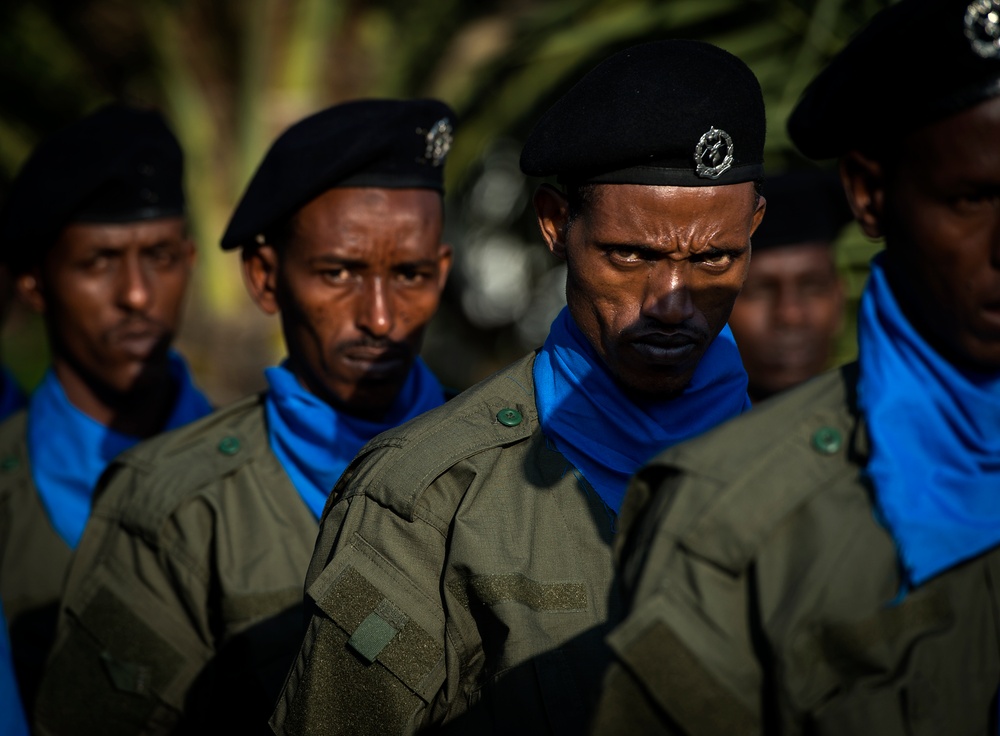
<box><xmin>243</xmin><ymin>187</ymin><xmax>452</xmax><ymax>421</ymax></box>
<box><xmin>534</xmin><ymin>182</ymin><xmax>765</xmax><ymax>401</ymax></box>
<box><xmin>16</xmin><ymin>217</ymin><xmax>196</xmax><ymax>437</ymax></box>
<box><xmin>842</xmin><ymin>94</ymin><xmax>1000</xmax><ymax>372</ymax></box>
<box><xmin>729</xmin><ymin>242</ymin><xmax>844</xmax><ymax>402</ymax></box>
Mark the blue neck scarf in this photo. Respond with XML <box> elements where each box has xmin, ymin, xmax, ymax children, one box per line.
<box><xmin>534</xmin><ymin>307</ymin><xmax>751</xmax><ymax>514</ymax></box>
<box><xmin>28</xmin><ymin>352</ymin><xmax>213</xmax><ymax>549</ymax></box>
<box><xmin>0</xmin><ymin>368</ymin><xmax>25</xmax><ymax>423</ymax></box>
<box><xmin>0</xmin><ymin>603</ymin><xmax>28</xmax><ymax>736</ymax></box>
<box><xmin>264</xmin><ymin>357</ymin><xmax>446</xmax><ymax>519</ymax></box>
<box><xmin>858</xmin><ymin>253</ymin><xmax>1000</xmax><ymax>586</ymax></box>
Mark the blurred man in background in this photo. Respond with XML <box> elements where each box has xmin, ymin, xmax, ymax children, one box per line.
<box><xmin>36</xmin><ymin>99</ymin><xmax>455</xmax><ymax>735</ymax></box>
<box><xmin>593</xmin><ymin>0</ymin><xmax>1000</xmax><ymax>732</ymax></box>
<box><xmin>728</xmin><ymin>170</ymin><xmax>849</xmax><ymax>402</ymax></box>
<box><xmin>0</xmin><ymin>104</ymin><xmax>211</xmax><ymax>716</ymax></box>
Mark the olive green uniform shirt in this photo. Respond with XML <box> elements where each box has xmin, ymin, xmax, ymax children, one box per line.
<box><xmin>592</xmin><ymin>364</ymin><xmax>1000</xmax><ymax>735</ymax></box>
<box><xmin>35</xmin><ymin>394</ymin><xmax>317</xmax><ymax>735</ymax></box>
<box><xmin>271</xmin><ymin>354</ymin><xmax>622</xmax><ymax>735</ymax></box>
<box><xmin>0</xmin><ymin>410</ymin><xmax>72</xmax><ymax>715</ymax></box>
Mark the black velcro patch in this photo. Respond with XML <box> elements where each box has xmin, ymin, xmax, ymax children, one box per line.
<box><xmin>618</xmin><ymin>619</ymin><xmax>758</xmax><ymax>734</ymax></box>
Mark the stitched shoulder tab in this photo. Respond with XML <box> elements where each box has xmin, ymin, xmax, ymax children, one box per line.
<box><xmin>642</xmin><ymin>367</ymin><xmax>860</xmax><ymax>574</ymax></box>
<box><xmin>114</xmin><ymin>395</ymin><xmax>265</xmax><ymax>533</ymax></box>
<box><xmin>339</xmin><ymin>355</ymin><xmax>538</xmax><ymax>522</ymax></box>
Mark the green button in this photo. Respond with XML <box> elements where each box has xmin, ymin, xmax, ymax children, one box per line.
<box><xmin>217</xmin><ymin>436</ymin><xmax>241</xmax><ymax>456</ymax></box>
<box><xmin>0</xmin><ymin>456</ymin><xmax>18</xmax><ymax>471</ymax></box>
<box><xmin>812</xmin><ymin>427</ymin><xmax>842</xmax><ymax>455</ymax></box>
<box><xmin>497</xmin><ymin>408</ymin><xmax>522</xmax><ymax>427</ymax></box>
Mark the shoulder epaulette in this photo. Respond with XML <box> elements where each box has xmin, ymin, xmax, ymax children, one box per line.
<box><xmin>638</xmin><ymin>364</ymin><xmax>862</xmax><ymax>574</ymax></box>
<box><xmin>335</xmin><ymin>354</ymin><xmax>540</xmax><ymax>522</ymax></box>
<box><xmin>110</xmin><ymin>394</ymin><xmax>267</xmax><ymax>534</ymax></box>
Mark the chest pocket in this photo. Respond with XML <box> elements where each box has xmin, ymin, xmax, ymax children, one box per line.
<box><xmin>804</xmin><ymin>588</ymin><xmax>991</xmax><ymax>736</ymax></box>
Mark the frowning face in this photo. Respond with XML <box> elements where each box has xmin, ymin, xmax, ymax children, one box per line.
<box><xmin>535</xmin><ymin>182</ymin><xmax>764</xmax><ymax>400</ymax></box>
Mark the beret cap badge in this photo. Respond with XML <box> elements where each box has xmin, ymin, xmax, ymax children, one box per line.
<box><xmin>965</xmin><ymin>0</ymin><xmax>1000</xmax><ymax>59</ymax></box>
<box><xmin>694</xmin><ymin>127</ymin><xmax>734</xmax><ymax>180</ymax></box>
<box><xmin>420</xmin><ymin>117</ymin><xmax>453</xmax><ymax>167</ymax></box>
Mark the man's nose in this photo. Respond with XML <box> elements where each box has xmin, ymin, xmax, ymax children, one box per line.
<box><xmin>642</xmin><ymin>265</ymin><xmax>695</xmax><ymax>324</ymax></box>
<box><xmin>357</xmin><ymin>276</ymin><xmax>394</xmax><ymax>337</ymax></box>
<box><xmin>774</xmin><ymin>287</ymin><xmax>808</xmax><ymax>327</ymax></box>
<box><xmin>117</xmin><ymin>254</ymin><xmax>151</xmax><ymax>312</ymax></box>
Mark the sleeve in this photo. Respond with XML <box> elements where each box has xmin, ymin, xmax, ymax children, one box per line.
<box><xmin>271</xmin><ymin>489</ymin><xmax>460</xmax><ymax>736</ymax></box>
<box><xmin>33</xmin><ymin>466</ymin><xmax>215</xmax><ymax>736</ymax></box>
<box><xmin>590</xmin><ymin>469</ymin><xmax>767</xmax><ymax>736</ymax></box>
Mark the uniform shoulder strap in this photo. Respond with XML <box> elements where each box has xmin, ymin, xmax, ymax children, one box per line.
<box><xmin>336</xmin><ymin>354</ymin><xmax>540</xmax><ymax>522</ymax></box>
<box><xmin>110</xmin><ymin>394</ymin><xmax>268</xmax><ymax>536</ymax></box>
<box><xmin>629</xmin><ymin>364</ymin><xmax>862</xmax><ymax>574</ymax></box>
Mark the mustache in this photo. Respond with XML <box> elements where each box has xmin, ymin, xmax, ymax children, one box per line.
<box><xmin>103</xmin><ymin>316</ymin><xmax>171</xmax><ymax>342</ymax></box>
<box><xmin>336</xmin><ymin>336</ymin><xmax>411</xmax><ymax>358</ymax></box>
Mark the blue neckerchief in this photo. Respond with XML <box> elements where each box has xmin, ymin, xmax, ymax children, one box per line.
<box><xmin>0</xmin><ymin>604</ymin><xmax>28</xmax><ymax>736</ymax></box>
<box><xmin>264</xmin><ymin>357</ymin><xmax>446</xmax><ymax>519</ymax></box>
<box><xmin>533</xmin><ymin>307</ymin><xmax>751</xmax><ymax>514</ymax></box>
<box><xmin>0</xmin><ymin>368</ymin><xmax>25</xmax><ymax>423</ymax></box>
<box><xmin>858</xmin><ymin>253</ymin><xmax>1000</xmax><ymax>587</ymax></box>
<box><xmin>28</xmin><ymin>351</ymin><xmax>213</xmax><ymax>549</ymax></box>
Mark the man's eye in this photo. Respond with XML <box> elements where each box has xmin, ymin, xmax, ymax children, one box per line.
<box><xmin>397</xmin><ymin>268</ymin><xmax>425</xmax><ymax>283</ymax></box>
<box><xmin>695</xmin><ymin>250</ymin><xmax>734</xmax><ymax>267</ymax></box>
<box><xmin>607</xmin><ymin>248</ymin><xmax>642</xmax><ymax>264</ymax></box>
<box><xmin>955</xmin><ymin>192</ymin><xmax>1000</xmax><ymax>212</ymax></box>
<box><xmin>147</xmin><ymin>246</ymin><xmax>179</xmax><ymax>267</ymax></box>
<box><xmin>322</xmin><ymin>267</ymin><xmax>351</xmax><ymax>282</ymax></box>
<box><xmin>81</xmin><ymin>254</ymin><xmax>111</xmax><ymax>271</ymax></box>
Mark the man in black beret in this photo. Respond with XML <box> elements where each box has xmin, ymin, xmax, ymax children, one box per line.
<box><xmin>592</xmin><ymin>1</ymin><xmax>1000</xmax><ymax>733</ymax></box>
<box><xmin>0</xmin><ymin>104</ymin><xmax>211</xmax><ymax>717</ymax></box>
<box><xmin>271</xmin><ymin>40</ymin><xmax>765</xmax><ymax>735</ymax></box>
<box><xmin>728</xmin><ymin>170</ymin><xmax>849</xmax><ymax>402</ymax></box>
<box><xmin>35</xmin><ymin>98</ymin><xmax>455</xmax><ymax>735</ymax></box>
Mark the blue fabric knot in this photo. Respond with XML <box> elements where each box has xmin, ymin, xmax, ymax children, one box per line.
<box><xmin>533</xmin><ymin>307</ymin><xmax>750</xmax><ymax>514</ymax></box>
<box><xmin>264</xmin><ymin>357</ymin><xmax>446</xmax><ymax>519</ymax></box>
<box><xmin>859</xmin><ymin>253</ymin><xmax>1000</xmax><ymax>586</ymax></box>
<box><xmin>28</xmin><ymin>351</ymin><xmax>212</xmax><ymax>549</ymax></box>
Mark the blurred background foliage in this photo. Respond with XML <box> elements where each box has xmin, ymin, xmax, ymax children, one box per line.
<box><xmin>0</xmin><ymin>0</ymin><xmax>890</xmax><ymax>403</ymax></box>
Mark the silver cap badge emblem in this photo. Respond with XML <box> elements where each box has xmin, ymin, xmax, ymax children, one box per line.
<box><xmin>965</xmin><ymin>0</ymin><xmax>1000</xmax><ymax>59</ymax></box>
<box><xmin>694</xmin><ymin>126</ymin><xmax>734</xmax><ymax>180</ymax></box>
<box><xmin>419</xmin><ymin>117</ymin><xmax>453</xmax><ymax>167</ymax></box>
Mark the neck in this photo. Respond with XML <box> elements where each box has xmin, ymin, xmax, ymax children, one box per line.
<box><xmin>52</xmin><ymin>358</ymin><xmax>178</xmax><ymax>438</ymax></box>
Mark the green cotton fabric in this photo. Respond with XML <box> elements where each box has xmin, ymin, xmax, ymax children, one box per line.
<box><xmin>593</xmin><ymin>364</ymin><xmax>1000</xmax><ymax>735</ymax></box>
<box><xmin>0</xmin><ymin>410</ymin><xmax>73</xmax><ymax>717</ymax></box>
<box><xmin>34</xmin><ymin>395</ymin><xmax>318</xmax><ymax>736</ymax></box>
<box><xmin>272</xmin><ymin>353</ymin><xmax>624</xmax><ymax>736</ymax></box>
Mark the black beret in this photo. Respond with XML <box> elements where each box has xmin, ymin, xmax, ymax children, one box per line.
<box><xmin>520</xmin><ymin>40</ymin><xmax>765</xmax><ymax>187</ymax></box>
<box><xmin>0</xmin><ymin>104</ymin><xmax>185</xmax><ymax>272</ymax></box>
<box><xmin>221</xmin><ymin>98</ymin><xmax>456</xmax><ymax>251</ymax></box>
<box><xmin>753</xmin><ymin>171</ymin><xmax>852</xmax><ymax>251</ymax></box>
<box><xmin>789</xmin><ymin>0</ymin><xmax>1000</xmax><ymax>159</ymax></box>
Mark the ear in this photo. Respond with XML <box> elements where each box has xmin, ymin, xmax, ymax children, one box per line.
<box><xmin>840</xmin><ymin>152</ymin><xmax>885</xmax><ymax>239</ymax></box>
<box><xmin>533</xmin><ymin>185</ymin><xmax>571</xmax><ymax>261</ymax></box>
<box><xmin>750</xmin><ymin>193</ymin><xmax>767</xmax><ymax>238</ymax></box>
<box><xmin>435</xmin><ymin>243</ymin><xmax>453</xmax><ymax>292</ymax></box>
<box><xmin>242</xmin><ymin>245</ymin><xmax>280</xmax><ymax>315</ymax></box>
<box><xmin>15</xmin><ymin>268</ymin><xmax>45</xmax><ymax>314</ymax></box>
<box><xmin>181</xmin><ymin>237</ymin><xmax>197</xmax><ymax>272</ymax></box>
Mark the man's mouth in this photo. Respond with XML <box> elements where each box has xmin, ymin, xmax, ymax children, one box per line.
<box><xmin>107</xmin><ymin>322</ymin><xmax>167</xmax><ymax>360</ymax></box>
<box><xmin>341</xmin><ymin>344</ymin><xmax>410</xmax><ymax>377</ymax></box>
<box><xmin>628</xmin><ymin>331</ymin><xmax>701</xmax><ymax>364</ymax></box>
